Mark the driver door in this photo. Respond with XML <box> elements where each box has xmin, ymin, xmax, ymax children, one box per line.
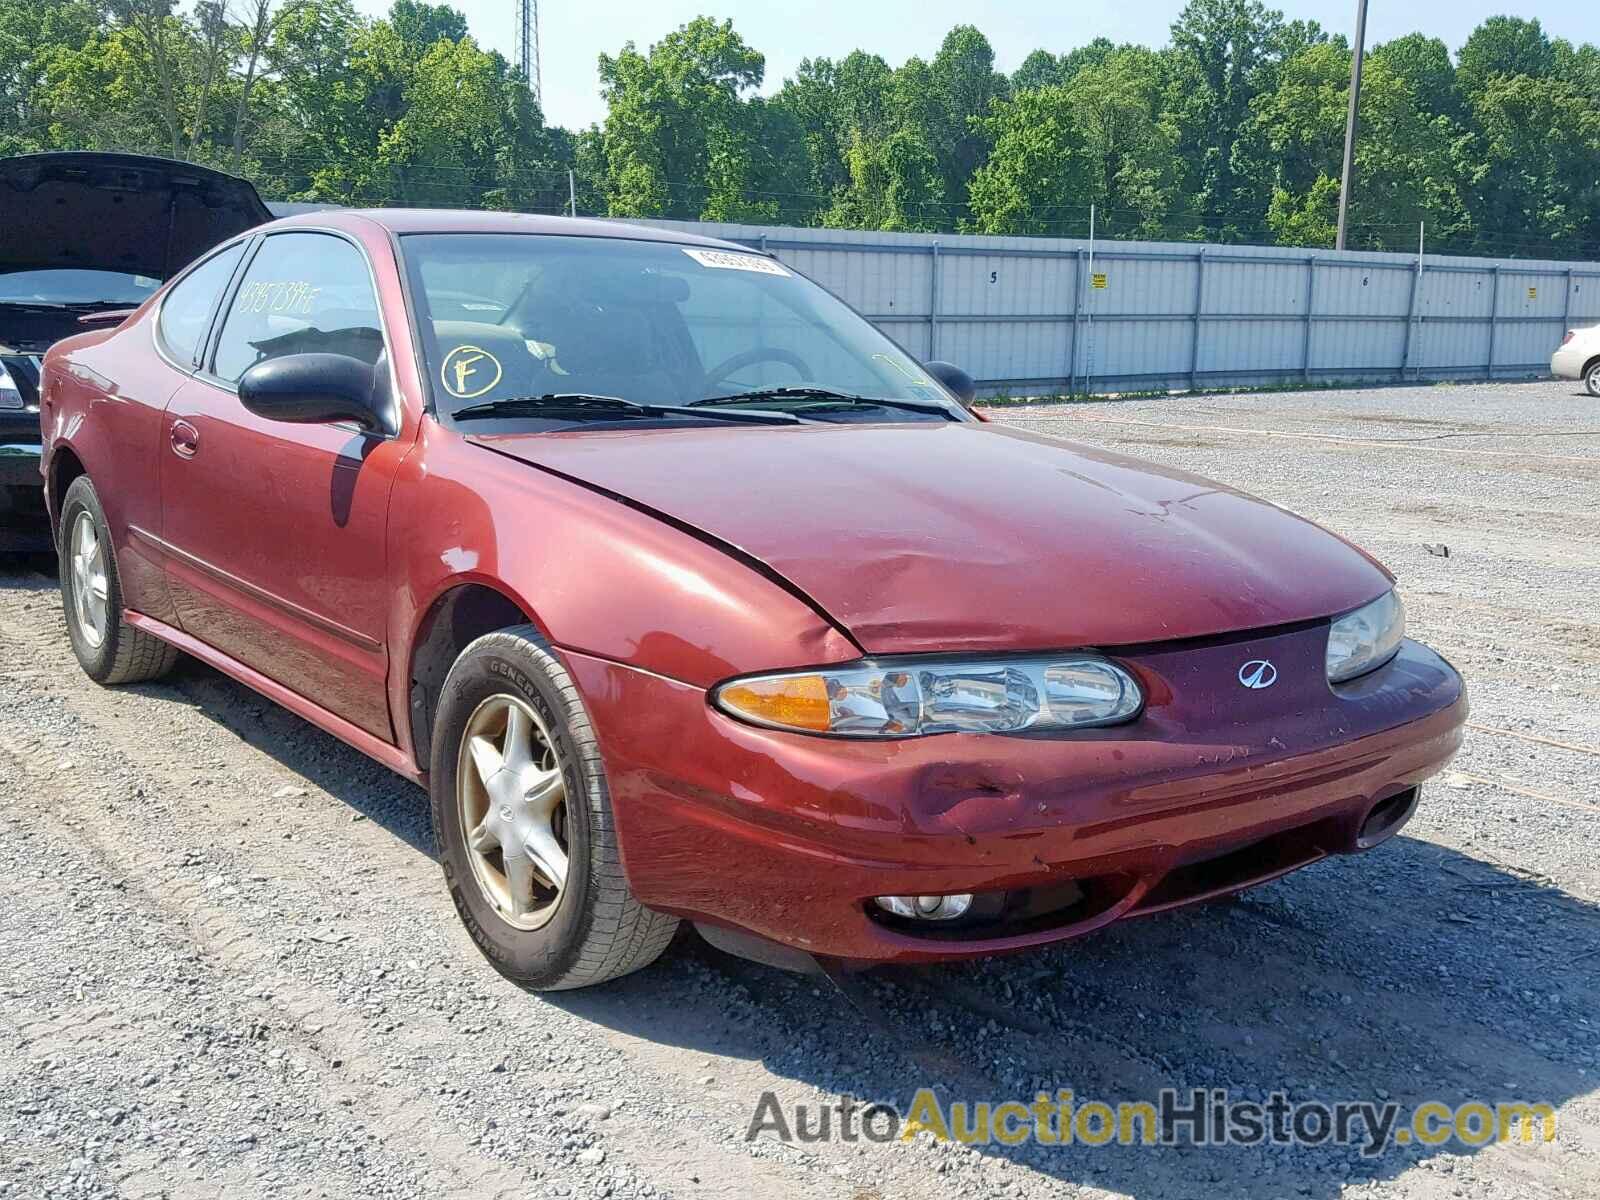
<box><xmin>160</xmin><ymin>230</ymin><xmax>403</xmax><ymax>738</ymax></box>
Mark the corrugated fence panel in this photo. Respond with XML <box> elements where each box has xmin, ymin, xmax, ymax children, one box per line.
<box><xmin>633</xmin><ymin>218</ymin><xmax>1599</xmax><ymax>394</ymax></box>
<box><xmin>1091</xmin><ymin>317</ymin><xmax>1191</xmax><ymax>380</ymax></box>
<box><xmin>942</xmin><ymin>320</ymin><xmax>1074</xmax><ymax>381</ymax></box>
<box><xmin>1573</xmin><ymin>276</ymin><xmax>1600</xmax><ymax>324</ymax></box>
<box><xmin>940</xmin><ymin>251</ymin><xmax>1069</xmax><ymax>316</ymax></box>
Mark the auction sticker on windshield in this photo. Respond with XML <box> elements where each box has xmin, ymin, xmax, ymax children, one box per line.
<box><xmin>682</xmin><ymin>248</ymin><xmax>791</xmax><ymax>276</ymax></box>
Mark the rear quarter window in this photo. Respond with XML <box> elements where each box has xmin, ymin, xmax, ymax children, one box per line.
<box><xmin>157</xmin><ymin>243</ymin><xmax>247</xmax><ymax>368</ymax></box>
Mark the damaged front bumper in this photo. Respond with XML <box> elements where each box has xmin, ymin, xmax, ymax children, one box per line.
<box><xmin>562</xmin><ymin>626</ymin><xmax>1467</xmax><ymax>966</ymax></box>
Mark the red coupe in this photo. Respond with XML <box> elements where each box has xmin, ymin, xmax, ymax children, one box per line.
<box><xmin>39</xmin><ymin>211</ymin><xmax>1466</xmax><ymax>990</ymax></box>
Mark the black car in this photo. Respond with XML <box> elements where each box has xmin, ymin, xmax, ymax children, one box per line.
<box><xmin>1</xmin><ymin>152</ymin><xmax>271</xmax><ymax>550</ymax></box>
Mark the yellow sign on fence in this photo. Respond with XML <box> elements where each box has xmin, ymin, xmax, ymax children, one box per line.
<box><xmin>1091</xmin><ymin>273</ymin><xmax>1108</xmax><ymax>289</ymax></box>
<box><xmin>1528</xmin><ymin>287</ymin><xmax>1538</xmax><ymax>300</ymax></box>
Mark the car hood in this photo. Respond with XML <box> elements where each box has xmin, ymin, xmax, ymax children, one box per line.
<box><xmin>0</xmin><ymin>306</ymin><xmax>119</xmax><ymax>354</ymax></box>
<box><xmin>469</xmin><ymin>422</ymin><xmax>1393</xmax><ymax>654</ymax></box>
<box><xmin>0</xmin><ymin>152</ymin><xmax>271</xmax><ymax>278</ymax></box>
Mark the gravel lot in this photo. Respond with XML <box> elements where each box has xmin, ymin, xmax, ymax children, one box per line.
<box><xmin>1</xmin><ymin>378</ymin><xmax>1596</xmax><ymax>1200</ymax></box>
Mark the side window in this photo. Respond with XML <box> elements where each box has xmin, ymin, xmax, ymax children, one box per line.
<box><xmin>212</xmin><ymin>233</ymin><xmax>383</xmax><ymax>385</ymax></box>
<box><xmin>157</xmin><ymin>243</ymin><xmax>246</xmax><ymax>367</ymax></box>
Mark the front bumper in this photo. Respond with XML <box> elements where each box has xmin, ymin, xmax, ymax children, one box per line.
<box><xmin>566</xmin><ymin>629</ymin><xmax>1466</xmax><ymax>965</ymax></box>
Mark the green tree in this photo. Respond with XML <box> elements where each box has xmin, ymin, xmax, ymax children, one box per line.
<box><xmin>1058</xmin><ymin>38</ymin><xmax>1118</xmax><ymax>85</ymax></box>
<box><xmin>1010</xmin><ymin>49</ymin><xmax>1061</xmax><ymax>93</ymax></box>
<box><xmin>39</xmin><ymin>0</ymin><xmax>240</xmax><ymax>162</ymax></box>
<box><xmin>768</xmin><ymin>56</ymin><xmax>847</xmax><ymax>220</ymax></box>
<box><xmin>568</xmin><ymin>124</ymin><xmax>608</xmax><ymax>214</ymax></box>
<box><xmin>1553</xmin><ymin>39</ymin><xmax>1600</xmax><ymax>96</ymax></box>
<box><xmin>1246</xmin><ymin>43</ymin><xmax>1466</xmax><ymax>249</ymax></box>
<box><xmin>597</xmin><ymin>16</ymin><xmax>765</xmax><ymax>219</ymax></box>
<box><xmin>1009</xmin><ymin>40</ymin><xmax>1121</xmax><ymax>94</ymax></box>
<box><xmin>1061</xmin><ymin>46</ymin><xmax>1180</xmax><ymax>237</ymax></box>
<box><xmin>925</xmin><ymin>24</ymin><xmax>1008</xmax><ymax>217</ymax></box>
<box><xmin>966</xmin><ymin>86</ymin><xmax>1093</xmax><ymax>236</ymax></box>
<box><xmin>825</xmin><ymin>124</ymin><xmax>944</xmax><ymax>231</ymax></box>
<box><xmin>0</xmin><ymin>0</ymin><xmax>102</xmax><ymax>153</ymax></box>
<box><xmin>1460</xmin><ymin>70</ymin><xmax>1600</xmax><ymax>254</ymax></box>
<box><xmin>1371</xmin><ymin>33</ymin><xmax>1459</xmax><ymax>122</ymax></box>
<box><xmin>1456</xmin><ymin>16</ymin><xmax>1553</xmax><ymax>100</ymax></box>
<box><xmin>1167</xmin><ymin>0</ymin><xmax>1289</xmax><ymax>239</ymax></box>
<box><xmin>387</xmin><ymin>0</ymin><xmax>466</xmax><ymax>54</ymax></box>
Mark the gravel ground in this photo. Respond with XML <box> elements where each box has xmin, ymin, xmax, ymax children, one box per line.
<box><xmin>1</xmin><ymin>378</ymin><xmax>1596</xmax><ymax>1200</ymax></box>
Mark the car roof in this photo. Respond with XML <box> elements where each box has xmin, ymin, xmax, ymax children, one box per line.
<box><xmin>260</xmin><ymin>207</ymin><xmax>755</xmax><ymax>252</ymax></box>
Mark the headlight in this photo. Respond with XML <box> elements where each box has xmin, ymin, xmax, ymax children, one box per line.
<box><xmin>713</xmin><ymin>655</ymin><xmax>1143</xmax><ymax>738</ymax></box>
<box><xmin>1326</xmin><ymin>590</ymin><xmax>1405</xmax><ymax>683</ymax></box>
<box><xmin>0</xmin><ymin>362</ymin><xmax>22</xmax><ymax>411</ymax></box>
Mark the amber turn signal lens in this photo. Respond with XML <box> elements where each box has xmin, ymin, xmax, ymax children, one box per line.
<box><xmin>716</xmin><ymin>675</ymin><xmax>832</xmax><ymax>732</ymax></box>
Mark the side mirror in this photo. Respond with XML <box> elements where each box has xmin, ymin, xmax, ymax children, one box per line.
<box><xmin>239</xmin><ymin>353</ymin><xmax>383</xmax><ymax>430</ymax></box>
<box><xmin>924</xmin><ymin>360</ymin><xmax>977</xmax><ymax>407</ymax></box>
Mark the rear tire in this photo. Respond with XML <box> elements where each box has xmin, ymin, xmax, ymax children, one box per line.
<box><xmin>59</xmin><ymin>475</ymin><xmax>178</xmax><ymax>685</ymax></box>
<box><xmin>1585</xmin><ymin>359</ymin><xmax>1600</xmax><ymax>398</ymax></box>
<box><xmin>428</xmin><ymin>625</ymin><xmax>679</xmax><ymax>990</ymax></box>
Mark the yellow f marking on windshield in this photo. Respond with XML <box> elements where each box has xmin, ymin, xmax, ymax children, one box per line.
<box><xmin>441</xmin><ymin>345</ymin><xmax>502</xmax><ymax>399</ymax></box>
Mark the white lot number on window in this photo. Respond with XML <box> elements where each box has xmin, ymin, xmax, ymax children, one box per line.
<box><xmin>681</xmin><ymin>248</ymin><xmax>791</xmax><ymax>277</ymax></box>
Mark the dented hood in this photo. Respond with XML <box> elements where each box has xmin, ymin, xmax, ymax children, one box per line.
<box><xmin>0</xmin><ymin>152</ymin><xmax>271</xmax><ymax>279</ymax></box>
<box><xmin>471</xmin><ymin>422</ymin><xmax>1392</xmax><ymax>654</ymax></box>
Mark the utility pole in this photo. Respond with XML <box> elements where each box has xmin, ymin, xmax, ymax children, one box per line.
<box><xmin>516</xmin><ymin>0</ymin><xmax>542</xmax><ymax>107</ymax></box>
<box><xmin>1083</xmin><ymin>204</ymin><xmax>1096</xmax><ymax>397</ymax></box>
<box><xmin>1335</xmin><ymin>0</ymin><xmax>1369</xmax><ymax>251</ymax></box>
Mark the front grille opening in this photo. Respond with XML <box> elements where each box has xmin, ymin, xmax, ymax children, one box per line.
<box><xmin>1134</xmin><ymin>823</ymin><xmax>1329</xmax><ymax>913</ymax></box>
<box><xmin>865</xmin><ymin>873</ymin><xmax>1136</xmax><ymax>941</ymax></box>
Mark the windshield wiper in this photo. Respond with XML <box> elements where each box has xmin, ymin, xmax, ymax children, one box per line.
<box><xmin>450</xmin><ymin>393</ymin><xmax>802</xmax><ymax>425</ymax></box>
<box><xmin>690</xmin><ymin>386</ymin><xmax>958</xmax><ymax>418</ymax></box>
<box><xmin>0</xmin><ymin>300</ymin><xmax>130</xmax><ymax>312</ymax></box>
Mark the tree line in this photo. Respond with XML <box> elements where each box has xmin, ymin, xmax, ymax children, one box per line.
<box><xmin>4</xmin><ymin>0</ymin><xmax>1599</xmax><ymax>258</ymax></box>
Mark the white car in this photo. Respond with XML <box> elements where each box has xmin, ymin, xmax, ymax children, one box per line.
<box><xmin>1553</xmin><ymin>324</ymin><xmax>1600</xmax><ymax>396</ymax></box>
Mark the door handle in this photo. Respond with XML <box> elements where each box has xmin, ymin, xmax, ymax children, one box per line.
<box><xmin>170</xmin><ymin>419</ymin><xmax>199</xmax><ymax>459</ymax></box>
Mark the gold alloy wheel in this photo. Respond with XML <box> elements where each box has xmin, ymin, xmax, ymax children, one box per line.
<box><xmin>456</xmin><ymin>694</ymin><xmax>570</xmax><ymax>930</ymax></box>
<box><xmin>69</xmin><ymin>510</ymin><xmax>109</xmax><ymax>650</ymax></box>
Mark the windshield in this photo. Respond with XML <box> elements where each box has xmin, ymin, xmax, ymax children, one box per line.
<box><xmin>0</xmin><ymin>268</ymin><xmax>161</xmax><ymax>307</ymax></box>
<box><xmin>399</xmin><ymin>233</ymin><xmax>957</xmax><ymax>427</ymax></box>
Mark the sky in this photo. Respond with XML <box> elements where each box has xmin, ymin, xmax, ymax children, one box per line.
<box><xmin>348</xmin><ymin>0</ymin><xmax>1593</xmax><ymax>131</ymax></box>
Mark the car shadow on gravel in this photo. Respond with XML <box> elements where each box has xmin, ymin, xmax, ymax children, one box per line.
<box><xmin>137</xmin><ymin>656</ymin><xmax>440</xmax><ymax>860</ymax></box>
<box><xmin>553</xmin><ymin>836</ymin><xmax>1600</xmax><ymax>1199</ymax></box>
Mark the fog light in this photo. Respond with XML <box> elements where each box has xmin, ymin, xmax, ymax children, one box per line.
<box><xmin>874</xmin><ymin>893</ymin><xmax>973</xmax><ymax>921</ymax></box>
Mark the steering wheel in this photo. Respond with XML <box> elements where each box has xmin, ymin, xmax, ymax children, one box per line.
<box><xmin>703</xmin><ymin>347</ymin><xmax>813</xmax><ymax>392</ymax></box>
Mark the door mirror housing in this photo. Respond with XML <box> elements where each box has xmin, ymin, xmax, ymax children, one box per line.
<box><xmin>924</xmin><ymin>360</ymin><xmax>977</xmax><ymax>407</ymax></box>
<box><xmin>238</xmin><ymin>353</ymin><xmax>385</xmax><ymax>431</ymax></box>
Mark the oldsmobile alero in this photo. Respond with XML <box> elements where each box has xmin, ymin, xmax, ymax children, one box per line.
<box><xmin>38</xmin><ymin>210</ymin><xmax>1467</xmax><ymax>989</ymax></box>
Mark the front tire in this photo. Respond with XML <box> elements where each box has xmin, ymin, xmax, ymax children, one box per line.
<box><xmin>428</xmin><ymin>625</ymin><xmax>678</xmax><ymax>990</ymax></box>
<box><xmin>59</xmin><ymin>475</ymin><xmax>178</xmax><ymax>684</ymax></box>
<box><xmin>1586</xmin><ymin>360</ymin><xmax>1600</xmax><ymax>398</ymax></box>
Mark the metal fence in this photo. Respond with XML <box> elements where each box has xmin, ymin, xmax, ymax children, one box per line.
<box><xmin>638</xmin><ymin>219</ymin><xmax>1600</xmax><ymax>395</ymax></box>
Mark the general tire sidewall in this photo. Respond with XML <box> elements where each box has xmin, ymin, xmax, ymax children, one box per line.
<box><xmin>59</xmin><ymin>477</ymin><xmax>118</xmax><ymax>680</ymax></box>
<box><xmin>430</xmin><ymin>641</ymin><xmax>597</xmax><ymax>985</ymax></box>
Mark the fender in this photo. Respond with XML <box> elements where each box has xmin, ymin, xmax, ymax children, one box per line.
<box><xmin>386</xmin><ymin>419</ymin><xmax>860</xmax><ymax>765</ymax></box>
